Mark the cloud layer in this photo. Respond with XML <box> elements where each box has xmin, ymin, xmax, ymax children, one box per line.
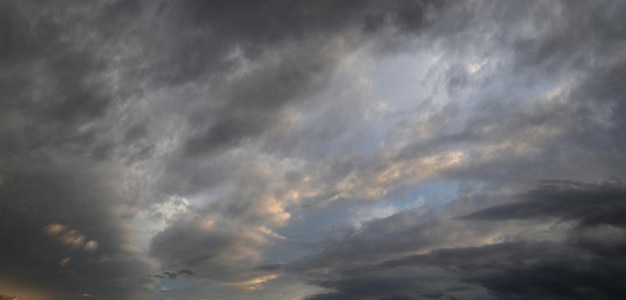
<box><xmin>0</xmin><ymin>0</ymin><xmax>625</xmax><ymax>299</ymax></box>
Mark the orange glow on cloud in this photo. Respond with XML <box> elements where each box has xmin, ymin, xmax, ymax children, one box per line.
<box><xmin>0</xmin><ymin>278</ymin><xmax>59</xmax><ymax>300</ymax></box>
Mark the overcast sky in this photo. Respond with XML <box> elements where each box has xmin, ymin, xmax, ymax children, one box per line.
<box><xmin>1</xmin><ymin>0</ymin><xmax>626</xmax><ymax>299</ymax></box>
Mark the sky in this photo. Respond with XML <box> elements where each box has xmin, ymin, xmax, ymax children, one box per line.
<box><xmin>1</xmin><ymin>0</ymin><xmax>626</xmax><ymax>299</ymax></box>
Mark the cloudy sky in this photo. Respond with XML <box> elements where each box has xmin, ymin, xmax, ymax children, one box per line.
<box><xmin>1</xmin><ymin>0</ymin><xmax>626</xmax><ymax>299</ymax></box>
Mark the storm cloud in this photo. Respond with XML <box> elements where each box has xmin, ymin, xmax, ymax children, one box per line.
<box><xmin>1</xmin><ymin>0</ymin><xmax>625</xmax><ymax>299</ymax></box>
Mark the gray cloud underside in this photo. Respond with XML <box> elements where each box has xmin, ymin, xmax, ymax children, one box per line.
<box><xmin>293</xmin><ymin>181</ymin><xmax>626</xmax><ymax>300</ymax></box>
<box><xmin>1</xmin><ymin>0</ymin><xmax>625</xmax><ymax>299</ymax></box>
<box><xmin>0</xmin><ymin>0</ymin><xmax>442</xmax><ymax>297</ymax></box>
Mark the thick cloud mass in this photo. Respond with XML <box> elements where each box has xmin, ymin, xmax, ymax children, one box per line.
<box><xmin>1</xmin><ymin>0</ymin><xmax>625</xmax><ymax>299</ymax></box>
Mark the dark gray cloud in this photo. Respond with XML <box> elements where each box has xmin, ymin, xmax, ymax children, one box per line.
<box><xmin>1</xmin><ymin>0</ymin><xmax>626</xmax><ymax>299</ymax></box>
<box><xmin>136</xmin><ymin>0</ymin><xmax>448</xmax><ymax>289</ymax></box>
<box><xmin>464</xmin><ymin>180</ymin><xmax>626</xmax><ymax>227</ymax></box>
<box><xmin>0</xmin><ymin>1</ymin><xmax>157</xmax><ymax>298</ymax></box>
<box><xmin>0</xmin><ymin>169</ymin><xmax>157</xmax><ymax>299</ymax></box>
<box><xmin>0</xmin><ymin>2</ymin><xmax>111</xmax><ymax>157</ymax></box>
<box><xmin>142</xmin><ymin>0</ymin><xmax>445</xmax><ymax>198</ymax></box>
<box><xmin>255</xmin><ymin>263</ymin><xmax>282</xmax><ymax>272</ymax></box>
<box><xmin>295</xmin><ymin>180</ymin><xmax>626</xmax><ymax>300</ymax></box>
<box><xmin>381</xmin><ymin>240</ymin><xmax>626</xmax><ymax>300</ymax></box>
